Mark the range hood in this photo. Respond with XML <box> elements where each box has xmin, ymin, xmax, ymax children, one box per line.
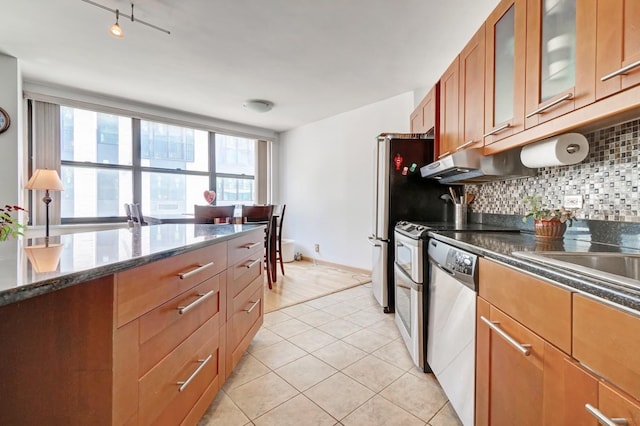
<box><xmin>420</xmin><ymin>147</ymin><xmax>536</xmax><ymax>184</ymax></box>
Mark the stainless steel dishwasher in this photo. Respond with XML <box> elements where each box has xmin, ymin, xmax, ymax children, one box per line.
<box><xmin>427</xmin><ymin>239</ymin><xmax>478</xmax><ymax>426</ymax></box>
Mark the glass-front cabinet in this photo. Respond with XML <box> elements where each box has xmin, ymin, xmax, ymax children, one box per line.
<box><xmin>484</xmin><ymin>0</ymin><xmax>527</xmax><ymax>144</ymax></box>
<box><xmin>524</xmin><ymin>0</ymin><xmax>596</xmax><ymax>128</ymax></box>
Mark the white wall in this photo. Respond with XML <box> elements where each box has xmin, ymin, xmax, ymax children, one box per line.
<box><xmin>278</xmin><ymin>92</ymin><xmax>413</xmax><ymax>270</ymax></box>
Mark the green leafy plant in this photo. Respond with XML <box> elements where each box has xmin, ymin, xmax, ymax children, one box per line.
<box><xmin>522</xmin><ymin>195</ymin><xmax>576</xmax><ymax>227</ymax></box>
<box><xmin>0</xmin><ymin>204</ymin><xmax>26</xmax><ymax>241</ymax></box>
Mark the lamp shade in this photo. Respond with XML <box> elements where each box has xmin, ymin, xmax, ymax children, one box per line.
<box><xmin>24</xmin><ymin>244</ymin><xmax>64</xmax><ymax>273</ymax></box>
<box><xmin>25</xmin><ymin>169</ymin><xmax>64</xmax><ymax>191</ymax></box>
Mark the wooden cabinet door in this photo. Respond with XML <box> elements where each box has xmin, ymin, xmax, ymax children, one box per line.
<box><xmin>410</xmin><ymin>84</ymin><xmax>439</xmax><ymax>136</ymax></box>
<box><xmin>458</xmin><ymin>24</ymin><xmax>486</xmax><ymax>151</ymax></box>
<box><xmin>439</xmin><ymin>56</ymin><xmax>460</xmax><ymax>158</ymax></box>
<box><xmin>524</xmin><ymin>0</ymin><xmax>597</xmax><ymax>128</ymax></box>
<box><xmin>484</xmin><ymin>0</ymin><xmax>527</xmax><ymax>144</ymax></box>
<box><xmin>596</xmin><ymin>0</ymin><xmax>640</xmax><ymax>100</ymax></box>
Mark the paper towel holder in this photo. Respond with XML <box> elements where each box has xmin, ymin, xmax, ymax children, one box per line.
<box><xmin>566</xmin><ymin>144</ymin><xmax>580</xmax><ymax>154</ymax></box>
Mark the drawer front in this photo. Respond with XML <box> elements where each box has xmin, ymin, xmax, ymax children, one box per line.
<box><xmin>479</xmin><ymin>258</ymin><xmax>572</xmax><ymax>353</ymax></box>
<box><xmin>573</xmin><ymin>293</ymin><xmax>640</xmax><ymax>401</ymax></box>
<box><xmin>139</xmin><ymin>315</ymin><xmax>222</xmax><ymax>425</ymax></box>
<box><xmin>138</xmin><ymin>274</ymin><xmax>222</xmax><ymax>376</ymax></box>
<box><xmin>226</xmin><ymin>252</ymin><xmax>264</xmax><ymax>310</ymax></box>
<box><xmin>227</xmin><ymin>278</ymin><xmax>264</xmax><ymax>352</ymax></box>
<box><xmin>227</xmin><ymin>229</ymin><xmax>265</xmax><ymax>266</ymax></box>
<box><xmin>117</xmin><ymin>242</ymin><xmax>227</xmax><ymax>327</ymax></box>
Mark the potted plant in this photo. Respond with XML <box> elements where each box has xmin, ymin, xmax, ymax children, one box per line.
<box><xmin>0</xmin><ymin>204</ymin><xmax>26</xmax><ymax>241</ymax></box>
<box><xmin>522</xmin><ymin>195</ymin><xmax>576</xmax><ymax>239</ymax></box>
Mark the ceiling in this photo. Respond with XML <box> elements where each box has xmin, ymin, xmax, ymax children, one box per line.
<box><xmin>0</xmin><ymin>0</ymin><xmax>500</xmax><ymax>133</ymax></box>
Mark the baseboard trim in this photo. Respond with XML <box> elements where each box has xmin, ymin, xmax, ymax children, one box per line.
<box><xmin>302</xmin><ymin>257</ymin><xmax>371</xmax><ymax>277</ymax></box>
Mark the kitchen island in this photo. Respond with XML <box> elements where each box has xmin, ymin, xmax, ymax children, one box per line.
<box><xmin>0</xmin><ymin>223</ymin><xmax>267</xmax><ymax>425</ymax></box>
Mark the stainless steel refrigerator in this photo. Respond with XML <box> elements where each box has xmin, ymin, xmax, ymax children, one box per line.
<box><xmin>369</xmin><ymin>133</ymin><xmax>444</xmax><ymax>312</ymax></box>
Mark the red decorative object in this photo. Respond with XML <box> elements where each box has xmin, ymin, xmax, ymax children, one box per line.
<box><xmin>534</xmin><ymin>219</ymin><xmax>567</xmax><ymax>239</ymax></box>
<box><xmin>393</xmin><ymin>153</ymin><xmax>403</xmax><ymax>170</ymax></box>
<box><xmin>203</xmin><ymin>190</ymin><xmax>216</xmax><ymax>204</ymax></box>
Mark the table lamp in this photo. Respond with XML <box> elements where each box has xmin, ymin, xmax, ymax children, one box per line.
<box><xmin>25</xmin><ymin>169</ymin><xmax>64</xmax><ymax>241</ymax></box>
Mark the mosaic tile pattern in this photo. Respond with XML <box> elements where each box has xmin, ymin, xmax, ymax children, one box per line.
<box><xmin>468</xmin><ymin>117</ymin><xmax>640</xmax><ymax>222</ymax></box>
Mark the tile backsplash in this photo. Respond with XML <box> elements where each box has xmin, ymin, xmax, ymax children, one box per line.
<box><xmin>468</xmin><ymin>117</ymin><xmax>640</xmax><ymax>222</ymax></box>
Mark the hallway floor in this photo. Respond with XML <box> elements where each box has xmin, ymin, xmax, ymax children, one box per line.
<box><xmin>199</xmin><ymin>283</ymin><xmax>462</xmax><ymax>426</ymax></box>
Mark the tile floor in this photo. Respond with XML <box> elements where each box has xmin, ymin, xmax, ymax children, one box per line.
<box><xmin>199</xmin><ymin>283</ymin><xmax>462</xmax><ymax>426</ymax></box>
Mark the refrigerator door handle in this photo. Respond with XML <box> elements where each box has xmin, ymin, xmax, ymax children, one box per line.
<box><xmin>368</xmin><ymin>235</ymin><xmax>388</xmax><ymax>246</ymax></box>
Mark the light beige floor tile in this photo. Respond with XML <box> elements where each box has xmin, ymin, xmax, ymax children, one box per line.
<box><xmin>341</xmin><ymin>354</ymin><xmax>405</xmax><ymax>393</ymax></box>
<box><xmin>304</xmin><ymin>296</ymin><xmax>342</xmax><ymax>310</ymax></box>
<box><xmin>198</xmin><ymin>390</ymin><xmax>250</xmax><ymax>426</ymax></box>
<box><xmin>304</xmin><ymin>372</ymin><xmax>375</xmax><ymax>420</ymax></box>
<box><xmin>263</xmin><ymin>310</ymin><xmax>293</xmax><ymax>328</ymax></box>
<box><xmin>222</xmin><ymin>353</ymin><xmax>271</xmax><ymax>391</ymax></box>
<box><xmin>368</xmin><ymin>317</ymin><xmax>401</xmax><ymax>340</ymax></box>
<box><xmin>343</xmin><ymin>310</ymin><xmax>387</xmax><ymax>328</ymax></box>
<box><xmin>253</xmin><ymin>394</ymin><xmax>336</xmax><ymax>426</ymax></box>
<box><xmin>226</xmin><ymin>372</ymin><xmax>299</xmax><ymax>420</ymax></box>
<box><xmin>275</xmin><ymin>354</ymin><xmax>337</xmax><ymax>392</ymax></box>
<box><xmin>288</xmin><ymin>328</ymin><xmax>338</xmax><ymax>353</ymax></box>
<box><xmin>268</xmin><ymin>317</ymin><xmax>314</xmax><ymax>339</ymax></box>
<box><xmin>279</xmin><ymin>302</ymin><xmax>318</xmax><ymax>318</ymax></box>
<box><xmin>380</xmin><ymin>372</ymin><xmax>448</xmax><ymax>422</ymax></box>
<box><xmin>342</xmin><ymin>328</ymin><xmax>391</xmax><ymax>353</ymax></box>
<box><xmin>341</xmin><ymin>395</ymin><xmax>426</xmax><ymax>426</ymax></box>
<box><xmin>251</xmin><ymin>340</ymin><xmax>308</xmax><ymax>370</ymax></box>
<box><xmin>317</xmin><ymin>318</ymin><xmax>363</xmax><ymax>339</ymax></box>
<box><xmin>372</xmin><ymin>338</ymin><xmax>417</xmax><ymax>371</ymax></box>
<box><xmin>296</xmin><ymin>309</ymin><xmax>338</xmax><ymax>327</ymax></box>
<box><xmin>320</xmin><ymin>301</ymin><xmax>359</xmax><ymax>318</ymax></box>
<box><xmin>312</xmin><ymin>340</ymin><xmax>367</xmax><ymax>370</ymax></box>
<box><xmin>247</xmin><ymin>328</ymin><xmax>284</xmax><ymax>354</ymax></box>
<box><xmin>428</xmin><ymin>402</ymin><xmax>463</xmax><ymax>426</ymax></box>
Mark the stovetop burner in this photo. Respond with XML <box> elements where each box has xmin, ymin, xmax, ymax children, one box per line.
<box><xmin>395</xmin><ymin>220</ymin><xmax>520</xmax><ymax>239</ymax></box>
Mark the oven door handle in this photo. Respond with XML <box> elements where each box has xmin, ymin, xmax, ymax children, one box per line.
<box><xmin>394</xmin><ymin>264</ymin><xmax>423</xmax><ymax>291</ymax></box>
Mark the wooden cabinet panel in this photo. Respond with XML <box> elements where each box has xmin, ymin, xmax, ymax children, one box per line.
<box><xmin>600</xmin><ymin>381</ymin><xmax>640</xmax><ymax>426</ymax></box>
<box><xmin>410</xmin><ymin>84</ymin><xmax>439</xmax><ymax>136</ymax></box>
<box><xmin>484</xmin><ymin>0</ymin><xmax>527</xmax><ymax>144</ymax></box>
<box><xmin>139</xmin><ymin>315</ymin><xmax>222</xmax><ymax>425</ymax></box>
<box><xmin>459</xmin><ymin>24</ymin><xmax>486</xmax><ymax>150</ymax></box>
<box><xmin>227</xmin><ymin>280</ymin><xmax>264</xmax><ymax>374</ymax></box>
<box><xmin>228</xmin><ymin>228</ymin><xmax>265</xmax><ymax>266</ymax></box>
<box><xmin>439</xmin><ymin>56</ymin><xmax>460</xmax><ymax>158</ymax></box>
<box><xmin>226</xmin><ymin>249</ymin><xmax>264</xmax><ymax>312</ymax></box>
<box><xmin>524</xmin><ymin>0</ymin><xmax>597</xmax><ymax>127</ymax></box>
<box><xmin>563</xmin><ymin>359</ymin><xmax>600</xmax><ymax>425</ymax></box>
<box><xmin>138</xmin><ymin>274</ymin><xmax>222</xmax><ymax>375</ymax></box>
<box><xmin>573</xmin><ymin>293</ymin><xmax>640</xmax><ymax>401</ymax></box>
<box><xmin>475</xmin><ymin>297</ymin><xmax>491</xmax><ymax>426</ymax></box>
<box><xmin>596</xmin><ymin>0</ymin><xmax>640</xmax><ymax>100</ymax></box>
<box><xmin>116</xmin><ymin>242</ymin><xmax>227</xmax><ymax>327</ymax></box>
<box><xmin>479</xmin><ymin>258</ymin><xmax>572</xmax><ymax>353</ymax></box>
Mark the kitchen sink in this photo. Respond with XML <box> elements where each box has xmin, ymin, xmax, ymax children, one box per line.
<box><xmin>512</xmin><ymin>251</ymin><xmax>640</xmax><ymax>290</ymax></box>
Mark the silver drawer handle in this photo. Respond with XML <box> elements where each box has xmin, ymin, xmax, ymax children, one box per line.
<box><xmin>245</xmin><ymin>258</ymin><xmax>262</xmax><ymax>269</ymax></box>
<box><xmin>178</xmin><ymin>262</ymin><xmax>215</xmax><ymax>280</ymax></box>
<box><xmin>480</xmin><ymin>316</ymin><xmax>531</xmax><ymax>356</ymax></box>
<box><xmin>245</xmin><ymin>300</ymin><xmax>260</xmax><ymax>314</ymax></box>
<box><xmin>456</xmin><ymin>140</ymin><xmax>475</xmax><ymax>150</ymax></box>
<box><xmin>525</xmin><ymin>93</ymin><xmax>573</xmax><ymax>118</ymax></box>
<box><xmin>483</xmin><ymin>122</ymin><xmax>511</xmax><ymax>137</ymax></box>
<box><xmin>600</xmin><ymin>59</ymin><xmax>640</xmax><ymax>82</ymax></box>
<box><xmin>585</xmin><ymin>404</ymin><xmax>628</xmax><ymax>425</ymax></box>
<box><xmin>437</xmin><ymin>151</ymin><xmax>451</xmax><ymax>159</ymax></box>
<box><xmin>177</xmin><ymin>290</ymin><xmax>214</xmax><ymax>315</ymax></box>
<box><xmin>244</xmin><ymin>241</ymin><xmax>262</xmax><ymax>249</ymax></box>
<box><xmin>177</xmin><ymin>354</ymin><xmax>213</xmax><ymax>392</ymax></box>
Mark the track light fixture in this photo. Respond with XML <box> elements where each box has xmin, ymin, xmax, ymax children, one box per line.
<box><xmin>81</xmin><ymin>0</ymin><xmax>171</xmax><ymax>38</ymax></box>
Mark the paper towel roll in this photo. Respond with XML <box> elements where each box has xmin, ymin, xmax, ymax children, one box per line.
<box><xmin>520</xmin><ymin>133</ymin><xmax>589</xmax><ymax>168</ymax></box>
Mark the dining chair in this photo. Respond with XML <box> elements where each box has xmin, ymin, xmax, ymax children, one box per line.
<box><xmin>241</xmin><ymin>204</ymin><xmax>275</xmax><ymax>289</ymax></box>
<box><xmin>194</xmin><ymin>205</ymin><xmax>235</xmax><ymax>224</ymax></box>
<box><xmin>274</xmin><ymin>204</ymin><xmax>286</xmax><ymax>275</ymax></box>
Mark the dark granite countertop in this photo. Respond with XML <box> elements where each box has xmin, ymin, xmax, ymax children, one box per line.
<box><xmin>428</xmin><ymin>230</ymin><xmax>640</xmax><ymax>313</ymax></box>
<box><xmin>0</xmin><ymin>223</ymin><xmax>264</xmax><ymax>307</ymax></box>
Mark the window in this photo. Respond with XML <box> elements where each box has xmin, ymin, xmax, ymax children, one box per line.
<box><xmin>57</xmin><ymin>106</ymin><xmax>260</xmax><ymax>222</ymax></box>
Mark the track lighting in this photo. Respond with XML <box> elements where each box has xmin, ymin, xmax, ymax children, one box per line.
<box><xmin>109</xmin><ymin>9</ymin><xmax>124</xmax><ymax>39</ymax></box>
<box><xmin>81</xmin><ymin>0</ymin><xmax>171</xmax><ymax>38</ymax></box>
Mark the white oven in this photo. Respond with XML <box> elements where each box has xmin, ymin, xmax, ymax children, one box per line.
<box><xmin>393</xmin><ymin>228</ymin><xmax>424</xmax><ymax>368</ymax></box>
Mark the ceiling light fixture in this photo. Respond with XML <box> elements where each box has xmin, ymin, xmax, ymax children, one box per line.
<box><xmin>81</xmin><ymin>0</ymin><xmax>171</xmax><ymax>37</ymax></box>
<box><xmin>243</xmin><ymin>100</ymin><xmax>274</xmax><ymax>113</ymax></box>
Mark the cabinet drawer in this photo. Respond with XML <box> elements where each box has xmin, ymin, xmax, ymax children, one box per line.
<box><xmin>479</xmin><ymin>258</ymin><xmax>572</xmax><ymax>353</ymax></box>
<box><xmin>227</xmin><ymin>229</ymin><xmax>265</xmax><ymax>265</ymax></box>
<box><xmin>138</xmin><ymin>273</ymin><xmax>223</xmax><ymax>376</ymax></box>
<box><xmin>139</xmin><ymin>315</ymin><xmax>222</xmax><ymax>425</ymax></box>
<box><xmin>117</xmin><ymin>242</ymin><xmax>227</xmax><ymax>327</ymax></box>
<box><xmin>226</xmin><ymin>255</ymin><xmax>264</xmax><ymax>315</ymax></box>
<box><xmin>227</xmin><ymin>279</ymin><xmax>264</xmax><ymax>356</ymax></box>
<box><xmin>573</xmin><ymin>293</ymin><xmax>640</xmax><ymax>401</ymax></box>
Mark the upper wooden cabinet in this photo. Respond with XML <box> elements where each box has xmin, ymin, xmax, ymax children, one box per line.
<box><xmin>439</xmin><ymin>56</ymin><xmax>460</xmax><ymax>158</ymax></box>
<box><xmin>596</xmin><ymin>0</ymin><xmax>640</xmax><ymax>100</ymax></box>
<box><xmin>458</xmin><ymin>25</ymin><xmax>486</xmax><ymax>151</ymax></box>
<box><xmin>410</xmin><ymin>83</ymin><xmax>439</xmax><ymax>135</ymax></box>
<box><xmin>524</xmin><ymin>0</ymin><xmax>597</xmax><ymax>128</ymax></box>
<box><xmin>484</xmin><ymin>0</ymin><xmax>527</xmax><ymax>144</ymax></box>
